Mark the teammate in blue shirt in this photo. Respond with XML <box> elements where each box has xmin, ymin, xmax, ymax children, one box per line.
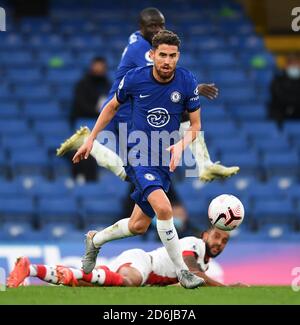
<box><xmin>57</xmin><ymin>7</ymin><xmax>239</xmax><ymax>182</ymax></box>
<box><xmin>73</xmin><ymin>30</ymin><xmax>205</xmax><ymax>289</ymax></box>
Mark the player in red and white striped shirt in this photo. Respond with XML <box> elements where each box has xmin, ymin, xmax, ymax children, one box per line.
<box><xmin>7</xmin><ymin>227</ymin><xmax>240</xmax><ymax>288</ymax></box>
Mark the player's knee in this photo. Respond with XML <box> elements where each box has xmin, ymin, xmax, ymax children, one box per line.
<box><xmin>155</xmin><ymin>204</ymin><xmax>173</xmax><ymax>219</ymax></box>
<box><xmin>129</xmin><ymin>220</ymin><xmax>149</xmax><ymax>235</ymax></box>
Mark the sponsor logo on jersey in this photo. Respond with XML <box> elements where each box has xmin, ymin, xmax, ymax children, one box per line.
<box><xmin>145</xmin><ymin>50</ymin><xmax>153</xmax><ymax>64</ymax></box>
<box><xmin>139</xmin><ymin>94</ymin><xmax>150</xmax><ymax>98</ymax></box>
<box><xmin>118</xmin><ymin>77</ymin><xmax>125</xmax><ymax>89</ymax></box>
<box><xmin>194</xmin><ymin>87</ymin><xmax>199</xmax><ymax>96</ymax></box>
<box><xmin>147</xmin><ymin>107</ymin><xmax>170</xmax><ymax>128</ymax></box>
<box><xmin>190</xmin><ymin>95</ymin><xmax>199</xmax><ymax>102</ymax></box>
<box><xmin>144</xmin><ymin>173</ymin><xmax>156</xmax><ymax>181</ymax></box>
<box><xmin>170</xmin><ymin>91</ymin><xmax>181</xmax><ymax>103</ymax></box>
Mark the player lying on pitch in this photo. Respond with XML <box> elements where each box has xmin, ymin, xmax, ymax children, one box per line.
<box><xmin>7</xmin><ymin>227</ymin><xmax>246</xmax><ymax>288</ymax></box>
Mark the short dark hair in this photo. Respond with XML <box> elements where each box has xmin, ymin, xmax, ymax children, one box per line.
<box><xmin>152</xmin><ymin>30</ymin><xmax>180</xmax><ymax>49</ymax></box>
<box><xmin>139</xmin><ymin>7</ymin><xmax>164</xmax><ymax>25</ymax></box>
<box><xmin>92</xmin><ymin>57</ymin><xmax>106</xmax><ymax>64</ymax></box>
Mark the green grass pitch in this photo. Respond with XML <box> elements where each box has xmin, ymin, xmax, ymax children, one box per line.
<box><xmin>0</xmin><ymin>286</ymin><xmax>299</xmax><ymax>305</ymax></box>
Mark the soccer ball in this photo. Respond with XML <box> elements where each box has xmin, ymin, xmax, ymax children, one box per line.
<box><xmin>208</xmin><ymin>194</ymin><xmax>244</xmax><ymax>231</ymax></box>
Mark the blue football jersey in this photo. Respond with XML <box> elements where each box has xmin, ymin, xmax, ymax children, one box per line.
<box><xmin>103</xmin><ymin>31</ymin><xmax>153</xmax><ymax>118</ymax></box>
<box><xmin>116</xmin><ymin>66</ymin><xmax>201</xmax><ymax>172</ymax></box>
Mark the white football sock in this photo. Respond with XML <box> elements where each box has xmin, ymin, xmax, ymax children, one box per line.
<box><xmin>29</xmin><ymin>265</ymin><xmax>37</xmax><ymax>276</ymax></box>
<box><xmin>92</xmin><ymin>218</ymin><xmax>134</xmax><ymax>248</ymax></box>
<box><xmin>156</xmin><ymin>218</ymin><xmax>188</xmax><ymax>272</ymax></box>
<box><xmin>179</xmin><ymin>121</ymin><xmax>213</xmax><ymax>171</ymax></box>
<box><xmin>88</xmin><ymin>139</ymin><xmax>127</xmax><ymax>181</ymax></box>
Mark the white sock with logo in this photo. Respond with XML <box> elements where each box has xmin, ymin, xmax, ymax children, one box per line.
<box><xmin>92</xmin><ymin>218</ymin><xmax>134</xmax><ymax>248</ymax></box>
<box><xmin>156</xmin><ymin>218</ymin><xmax>188</xmax><ymax>272</ymax></box>
<box><xmin>87</xmin><ymin>139</ymin><xmax>127</xmax><ymax>181</ymax></box>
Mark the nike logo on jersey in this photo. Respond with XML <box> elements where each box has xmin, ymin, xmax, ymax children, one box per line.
<box><xmin>139</xmin><ymin>94</ymin><xmax>150</xmax><ymax>98</ymax></box>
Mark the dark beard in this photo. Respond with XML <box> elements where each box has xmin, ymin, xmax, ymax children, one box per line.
<box><xmin>205</xmin><ymin>242</ymin><xmax>222</xmax><ymax>258</ymax></box>
<box><xmin>156</xmin><ymin>68</ymin><xmax>174</xmax><ymax>80</ymax></box>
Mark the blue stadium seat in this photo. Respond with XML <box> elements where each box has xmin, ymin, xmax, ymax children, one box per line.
<box><xmin>229</xmin><ymin>35</ymin><xmax>265</xmax><ymax>51</ymax></box>
<box><xmin>7</xmin><ymin>68</ymin><xmax>42</xmax><ymax>83</ymax></box>
<box><xmin>0</xmin><ymin>34</ymin><xmax>25</xmax><ymax>49</ymax></box>
<box><xmin>82</xmin><ymin>198</ymin><xmax>123</xmax><ymax>225</ymax></box>
<box><xmin>252</xmin><ymin>198</ymin><xmax>295</xmax><ymax>227</ymax></box>
<box><xmin>194</xmin><ymin>37</ymin><xmax>226</xmax><ymax>51</ymax></box>
<box><xmin>241</xmin><ymin>121</ymin><xmax>280</xmax><ymax>138</ymax></box>
<box><xmin>283</xmin><ymin>121</ymin><xmax>300</xmax><ymax>139</ymax></box>
<box><xmin>204</xmin><ymin>52</ymin><xmax>237</xmax><ymax>68</ymax></box>
<box><xmin>0</xmin><ymin>52</ymin><xmax>33</xmax><ymax>66</ymax></box>
<box><xmin>74</xmin><ymin>118</ymin><xmax>96</xmax><ymax>131</ymax></box>
<box><xmin>250</xmin><ymin>69</ymin><xmax>274</xmax><ymax>86</ymax></box>
<box><xmin>2</xmin><ymin>135</ymin><xmax>40</xmax><ymax>150</ymax></box>
<box><xmin>9</xmin><ymin>149</ymin><xmax>50</xmax><ymax>177</ymax></box>
<box><xmin>286</xmin><ymin>185</ymin><xmax>300</xmax><ymax>202</ymax></box>
<box><xmin>19</xmin><ymin>18</ymin><xmax>52</xmax><ymax>33</ymax></box>
<box><xmin>34</xmin><ymin>121</ymin><xmax>72</xmax><ymax>137</ymax></box>
<box><xmin>1</xmin><ymin>221</ymin><xmax>35</xmax><ymax>241</ymax></box>
<box><xmin>255</xmin><ymin>224</ymin><xmax>297</xmax><ymax>240</ymax></box>
<box><xmin>212</xmin><ymin>137</ymin><xmax>249</xmax><ymax>154</ymax></box>
<box><xmin>253</xmin><ymin>138</ymin><xmax>291</xmax><ymax>154</ymax></box>
<box><xmin>0</xmin><ymin>198</ymin><xmax>35</xmax><ymax>222</ymax></box>
<box><xmin>14</xmin><ymin>85</ymin><xmax>51</xmax><ymax>100</ymax></box>
<box><xmin>30</xmin><ymin>181</ymin><xmax>71</xmax><ymax>199</ymax></box>
<box><xmin>0</xmin><ymin>180</ymin><xmax>30</xmax><ymax>198</ymax></box>
<box><xmin>23</xmin><ymin>101</ymin><xmax>64</xmax><ymax>120</ymax></box>
<box><xmin>248</xmin><ymin>182</ymin><xmax>284</xmax><ymax>201</ymax></box>
<box><xmin>201</xmin><ymin>105</ymin><xmax>229</xmax><ymax>123</ymax></box>
<box><xmin>46</xmin><ymin>68</ymin><xmax>82</xmax><ymax>83</ymax></box>
<box><xmin>50</xmin><ymin>156</ymin><xmax>72</xmax><ymax>179</ymax></box>
<box><xmin>228</xmin><ymin>104</ymin><xmax>267</xmax><ymax>121</ymax></box>
<box><xmin>221</xmin><ymin>151</ymin><xmax>259</xmax><ymax>175</ymax></box>
<box><xmin>28</xmin><ymin>34</ymin><xmax>65</xmax><ymax>50</ymax></box>
<box><xmin>268</xmin><ymin>176</ymin><xmax>295</xmax><ymax>192</ymax></box>
<box><xmin>0</xmin><ymin>120</ymin><xmax>29</xmax><ymax>135</ymax></box>
<box><xmin>221</xmin><ymin>86</ymin><xmax>256</xmax><ymax>104</ymax></box>
<box><xmin>262</xmin><ymin>152</ymin><xmax>299</xmax><ymax>177</ymax></box>
<box><xmin>183</xmin><ymin>198</ymin><xmax>208</xmax><ymax>225</ymax></box>
<box><xmin>40</xmin><ymin>222</ymin><xmax>80</xmax><ymax>241</ymax></box>
<box><xmin>37</xmin><ymin>198</ymin><xmax>79</xmax><ymax>225</ymax></box>
<box><xmin>209</xmin><ymin>70</ymin><xmax>248</xmax><ymax>86</ymax></box>
<box><xmin>42</xmin><ymin>135</ymin><xmax>66</xmax><ymax>151</ymax></box>
<box><xmin>0</xmin><ymin>105</ymin><xmax>21</xmax><ymax>119</ymax></box>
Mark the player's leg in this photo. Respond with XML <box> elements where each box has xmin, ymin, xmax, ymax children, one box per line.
<box><xmin>56</xmin><ymin>125</ymin><xmax>127</xmax><ymax>181</ymax></box>
<box><xmin>147</xmin><ymin>189</ymin><xmax>204</xmax><ymax>289</ymax></box>
<box><xmin>7</xmin><ymin>257</ymin><xmax>62</xmax><ymax>287</ymax></box>
<box><xmin>82</xmin><ymin>205</ymin><xmax>152</xmax><ymax>273</ymax></box>
<box><xmin>108</xmin><ymin>248</ymin><xmax>152</xmax><ymax>287</ymax></box>
<box><xmin>56</xmin><ymin>265</ymin><xmax>125</xmax><ymax>287</ymax></box>
<box><xmin>179</xmin><ymin>121</ymin><xmax>239</xmax><ymax>182</ymax></box>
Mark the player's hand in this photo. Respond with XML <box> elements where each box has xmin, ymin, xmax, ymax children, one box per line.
<box><xmin>198</xmin><ymin>83</ymin><xmax>218</xmax><ymax>100</ymax></box>
<box><xmin>72</xmin><ymin>138</ymin><xmax>94</xmax><ymax>163</ymax></box>
<box><xmin>166</xmin><ymin>143</ymin><xmax>183</xmax><ymax>172</ymax></box>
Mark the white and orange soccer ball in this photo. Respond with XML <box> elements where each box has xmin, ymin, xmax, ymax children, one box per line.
<box><xmin>208</xmin><ymin>194</ymin><xmax>244</xmax><ymax>231</ymax></box>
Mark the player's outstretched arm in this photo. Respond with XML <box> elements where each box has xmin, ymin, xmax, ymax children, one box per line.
<box><xmin>183</xmin><ymin>255</ymin><xmax>225</xmax><ymax>287</ymax></box>
<box><xmin>72</xmin><ymin>95</ymin><xmax>120</xmax><ymax>163</ymax></box>
<box><xmin>197</xmin><ymin>83</ymin><xmax>219</xmax><ymax>100</ymax></box>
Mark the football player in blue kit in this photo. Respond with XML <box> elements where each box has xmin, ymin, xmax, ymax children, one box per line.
<box><xmin>57</xmin><ymin>7</ymin><xmax>239</xmax><ymax>182</ymax></box>
<box><xmin>73</xmin><ymin>30</ymin><xmax>206</xmax><ymax>289</ymax></box>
